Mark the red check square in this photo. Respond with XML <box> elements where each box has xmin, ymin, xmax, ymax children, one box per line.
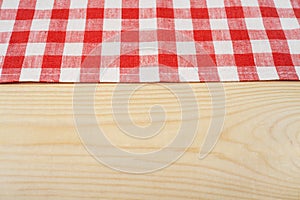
<box><xmin>47</xmin><ymin>31</ymin><xmax>66</xmax><ymax>43</ymax></box>
<box><xmin>87</xmin><ymin>8</ymin><xmax>104</xmax><ymax>19</ymax></box>
<box><xmin>16</xmin><ymin>9</ymin><xmax>35</xmax><ymax>20</ymax></box>
<box><xmin>294</xmin><ymin>8</ymin><xmax>300</xmax><ymax>19</ymax></box>
<box><xmin>194</xmin><ymin>30</ymin><xmax>213</xmax><ymax>41</ymax></box>
<box><xmin>2</xmin><ymin>56</ymin><xmax>24</xmax><ymax>69</ymax></box>
<box><xmin>122</xmin><ymin>8</ymin><xmax>139</xmax><ymax>19</ymax></box>
<box><xmin>266</xmin><ymin>30</ymin><xmax>286</xmax><ymax>40</ymax></box>
<box><xmin>42</xmin><ymin>56</ymin><xmax>63</xmax><ymax>68</ymax></box>
<box><xmin>120</xmin><ymin>55</ymin><xmax>140</xmax><ymax>68</ymax></box>
<box><xmin>121</xmin><ymin>31</ymin><xmax>139</xmax><ymax>42</ymax></box>
<box><xmin>226</xmin><ymin>7</ymin><xmax>244</xmax><ymax>18</ymax></box>
<box><xmin>260</xmin><ymin>7</ymin><xmax>279</xmax><ymax>18</ymax></box>
<box><xmin>191</xmin><ymin>8</ymin><xmax>209</xmax><ymax>19</ymax></box>
<box><xmin>235</xmin><ymin>54</ymin><xmax>255</xmax><ymax>66</ymax></box>
<box><xmin>84</xmin><ymin>31</ymin><xmax>103</xmax><ymax>43</ymax></box>
<box><xmin>159</xmin><ymin>54</ymin><xmax>178</xmax><ymax>68</ymax></box>
<box><xmin>157</xmin><ymin>8</ymin><xmax>174</xmax><ymax>18</ymax></box>
<box><xmin>273</xmin><ymin>53</ymin><xmax>294</xmax><ymax>66</ymax></box>
<box><xmin>230</xmin><ymin>30</ymin><xmax>250</xmax><ymax>40</ymax></box>
<box><xmin>51</xmin><ymin>9</ymin><xmax>69</xmax><ymax>19</ymax></box>
<box><xmin>9</xmin><ymin>32</ymin><xmax>30</xmax><ymax>43</ymax></box>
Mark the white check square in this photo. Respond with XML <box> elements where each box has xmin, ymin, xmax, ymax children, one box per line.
<box><xmin>240</xmin><ymin>0</ymin><xmax>259</xmax><ymax>7</ymax></box>
<box><xmin>67</xmin><ymin>19</ymin><xmax>86</xmax><ymax>31</ymax></box>
<box><xmin>245</xmin><ymin>18</ymin><xmax>265</xmax><ymax>30</ymax></box>
<box><xmin>296</xmin><ymin>67</ymin><xmax>300</xmax><ymax>78</ymax></box>
<box><xmin>175</xmin><ymin>19</ymin><xmax>193</xmax><ymax>30</ymax></box>
<box><xmin>100</xmin><ymin>67</ymin><xmax>120</xmax><ymax>82</ymax></box>
<box><xmin>139</xmin><ymin>0</ymin><xmax>156</xmax><ymax>8</ymax></box>
<box><xmin>210</xmin><ymin>19</ymin><xmax>229</xmax><ymax>30</ymax></box>
<box><xmin>63</xmin><ymin>43</ymin><xmax>83</xmax><ymax>56</ymax></box>
<box><xmin>70</xmin><ymin>0</ymin><xmax>88</xmax><ymax>8</ymax></box>
<box><xmin>31</xmin><ymin>19</ymin><xmax>51</xmax><ymax>31</ymax></box>
<box><xmin>139</xmin><ymin>42</ymin><xmax>158</xmax><ymax>55</ymax></box>
<box><xmin>0</xmin><ymin>20</ymin><xmax>15</xmax><ymax>32</ymax></box>
<box><xmin>35</xmin><ymin>0</ymin><xmax>54</xmax><ymax>9</ymax></box>
<box><xmin>273</xmin><ymin>0</ymin><xmax>292</xmax><ymax>8</ymax></box>
<box><xmin>178</xmin><ymin>67</ymin><xmax>199</xmax><ymax>82</ymax></box>
<box><xmin>25</xmin><ymin>43</ymin><xmax>46</xmax><ymax>56</ymax></box>
<box><xmin>256</xmin><ymin>67</ymin><xmax>279</xmax><ymax>80</ymax></box>
<box><xmin>20</xmin><ymin>68</ymin><xmax>41</xmax><ymax>81</ymax></box>
<box><xmin>140</xmin><ymin>67</ymin><xmax>160</xmax><ymax>82</ymax></box>
<box><xmin>251</xmin><ymin>40</ymin><xmax>272</xmax><ymax>53</ymax></box>
<box><xmin>280</xmin><ymin>18</ymin><xmax>300</xmax><ymax>30</ymax></box>
<box><xmin>206</xmin><ymin>0</ymin><xmax>224</xmax><ymax>8</ymax></box>
<box><xmin>288</xmin><ymin>40</ymin><xmax>300</xmax><ymax>54</ymax></box>
<box><xmin>101</xmin><ymin>42</ymin><xmax>121</xmax><ymax>56</ymax></box>
<box><xmin>176</xmin><ymin>42</ymin><xmax>196</xmax><ymax>55</ymax></box>
<box><xmin>103</xmin><ymin>19</ymin><xmax>122</xmax><ymax>31</ymax></box>
<box><xmin>60</xmin><ymin>68</ymin><xmax>81</xmax><ymax>82</ymax></box>
<box><xmin>1</xmin><ymin>0</ymin><xmax>19</xmax><ymax>9</ymax></box>
<box><xmin>214</xmin><ymin>41</ymin><xmax>233</xmax><ymax>54</ymax></box>
<box><xmin>0</xmin><ymin>44</ymin><xmax>9</xmax><ymax>56</ymax></box>
<box><xmin>173</xmin><ymin>0</ymin><xmax>190</xmax><ymax>8</ymax></box>
<box><xmin>104</xmin><ymin>0</ymin><xmax>122</xmax><ymax>8</ymax></box>
<box><xmin>218</xmin><ymin>67</ymin><xmax>239</xmax><ymax>81</ymax></box>
<box><xmin>140</xmin><ymin>19</ymin><xmax>157</xmax><ymax>30</ymax></box>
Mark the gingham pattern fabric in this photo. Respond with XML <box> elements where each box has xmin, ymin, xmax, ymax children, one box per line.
<box><xmin>0</xmin><ymin>0</ymin><xmax>299</xmax><ymax>83</ymax></box>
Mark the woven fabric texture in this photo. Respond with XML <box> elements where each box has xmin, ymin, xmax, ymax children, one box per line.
<box><xmin>0</xmin><ymin>0</ymin><xmax>299</xmax><ymax>82</ymax></box>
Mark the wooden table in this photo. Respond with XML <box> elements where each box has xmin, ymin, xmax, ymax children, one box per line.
<box><xmin>0</xmin><ymin>82</ymin><xmax>299</xmax><ymax>199</ymax></box>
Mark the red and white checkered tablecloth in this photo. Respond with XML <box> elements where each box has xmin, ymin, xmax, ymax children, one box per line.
<box><xmin>0</xmin><ymin>0</ymin><xmax>299</xmax><ymax>83</ymax></box>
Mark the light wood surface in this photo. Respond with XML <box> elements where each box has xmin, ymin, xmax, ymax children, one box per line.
<box><xmin>0</xmin><ymin>82</ymin><xmax>299</xmax><ymax>200</ymax></box>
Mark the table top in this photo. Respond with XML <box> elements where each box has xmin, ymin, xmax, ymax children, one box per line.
<box><xmin>0</xmin><ymin>82</ymin><xmax>299</xmax><ymax>199</ymax></box>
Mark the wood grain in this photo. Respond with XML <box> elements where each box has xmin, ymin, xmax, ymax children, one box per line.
<box><xmin>0</xmin><ymin>82</ymin><xmax>299</xmax><ymax>200</ymax></box>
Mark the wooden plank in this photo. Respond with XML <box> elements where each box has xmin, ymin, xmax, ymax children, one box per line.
<box><xmin>0</xmin><ymin>82</ymin><xmax>299</xmax><ymax>200</ymax></box>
